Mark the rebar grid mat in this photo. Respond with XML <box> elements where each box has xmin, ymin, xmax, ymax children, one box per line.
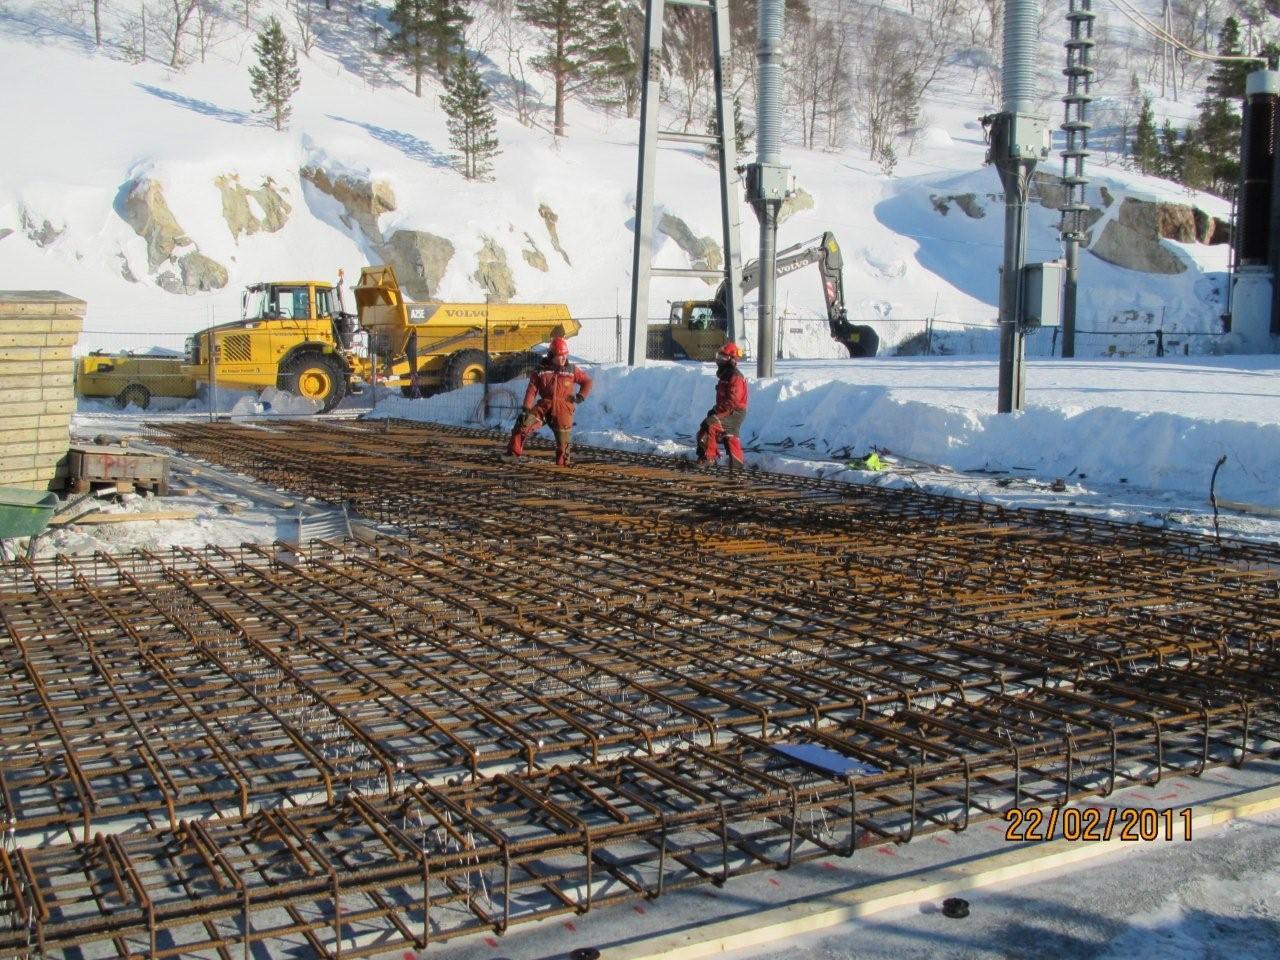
<box><xmin>0</xmin><ymin>420</ymin><xmax>1274</xmax><ymax>957</ymax></box>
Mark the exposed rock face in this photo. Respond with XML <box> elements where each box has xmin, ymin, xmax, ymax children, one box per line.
<box><xmin>1089</xmin><ymin>198</ymin><xmax>1186</xmax><ymax>274</ymax></box>
<box><xmin>380</xmin><ymin>230</ymin><xmax>455</xmax><ymax>300</ymax></box>
<box><xmin>1192</xmin><ymin>207</ymin><xmax>1231</xmax><ymax>245</ymax></box>
<box><xmin>216</xmin><ymin>174</ymin><xmax>292</xmax><ymax>240</ymax></box>
<box><xmin>118</xmin><ymin>254</ymin><xmax>139</xmax><ymax>283</ymax></box>
<box><xmin>658</xmin><ymin>213</ymin><xmax>722</xmax><ymax>285</ymax></box>
<box><xmin>538</xmin><ymin>203</ymin><xmax>571</xmax><ymax>265</ymax></box>
<box><xmin>121</xmin><ymin>178</ymin><xmax>192</xmax><ymax>270</ymax></box>
<box><xmin>20</xmin><ymin>208</ymin><xmax>64</xmax><ymax>247</ymax></box>
<box><xmin>778</xmin><ymin>186</ymin><xmax>815</xmax><ymax>225</ymax></box>
<box><xmin>178</xmin><ymin>252</ymin><xmax>229</xmax><ymax>293</ymax></box>
<box><xmin>472</xmin><ymin>236</ymin><xmax>516</xmax><ymax>302</ymax></box>
<box><xmin>118</xmin><ymin>176</ymin><xmax>228</xmax><ymax>293</ymax></box>
<box><xmin>522</xmin><ymin>233</ymin><xmax>549</xmax><ymax>272</ymax></box>
<box><xmin>300</xmin><ymin>166</ymin><xmax>396</xmax><ymax>243</ymax></box>
<box><xmin>1157</xmin><ymin>203</ymin><xmax>1198</xmax><ymax>242</ymax></box>
<box><xmin>0</xmin><ymin>228</ymin><xmax>11</xmax><ymax>241</ymax></box>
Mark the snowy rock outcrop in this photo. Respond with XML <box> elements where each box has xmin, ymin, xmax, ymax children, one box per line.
<box><xmin>216</xmin><ymin>174</ymin><xmax>291</xmax><ymax>240</ymax></box>
<box><xmin>20</xmin><ymin>208</ymin><xmax>64</xmax><ymax>247</ymax></box>
<box><xmin>1086</xmin><ymin>198</ymin><xmax>1228</xmax><ymax>275</ymax></box>
<box><xmin>538</xmin><ymin>203</ymin><xmax>571</xmax><ymax>266</ymax></box>
<box><xmin>121</xmin><ymin>177</ymin><xmax>191</xmax><ymax>270</ymax></box>
<box><xmin>381</xmin><ymin>230</ymin><xmax>454</xmax><ymax>300</ymax></box>
<box><xmin>119</xmin><ymin>176</ymin><xmax>228</xmax><ymax>293</ymax></box>
<box><xmin>300</xmin><ymin>166</ymin><xmax>395</xmax><ymax>243</ymax></box>
<box><xmin>522</xmin><ymin>233</ymin><xmax>549</xmax><ymax>272</ymax></box>
<box><xmin>472</xmin><ymin>236</ymin><xmax>516</xmax><ymax>302</ymax></box>
<box><xmin>658</xmin><ymin>213</ymin><xmax>722</xmax><ymax>286</ymax></box>
<box><xmin>779</xmin><ymin>186</ymin><xmax>815</xmax><ymax>224</ymax></box>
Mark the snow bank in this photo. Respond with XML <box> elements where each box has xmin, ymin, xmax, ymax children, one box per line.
<box><xmin>370</xmin><ymin>360</ymin><xmax>1280</xmax><ymax>508</ymax></box>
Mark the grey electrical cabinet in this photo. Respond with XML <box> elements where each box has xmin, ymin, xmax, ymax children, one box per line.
<box><xmin>1022</xmin><ymin>261</ymin><xmax>1064</xmax><ymax>328</ymax></box>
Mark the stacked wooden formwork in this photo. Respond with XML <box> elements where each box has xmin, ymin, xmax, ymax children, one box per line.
<box><xmin>0</xmin><ymin>291</ymin><xmax>84</xmax><ymax>490</ymax></box>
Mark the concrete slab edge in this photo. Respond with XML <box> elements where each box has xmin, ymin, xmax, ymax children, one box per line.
<box><xmin>606</xmin><ymin>783</ymin><xmax>1280</xmax><ymax>960</ymax></box>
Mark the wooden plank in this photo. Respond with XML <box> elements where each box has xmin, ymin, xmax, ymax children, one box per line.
<box><xmin>610</xmin><ymin>784</ymin><xmax>1280</xmax><ymax>960</ymax></box>
<box><xmin>0</xmin><ymin>333</ymin><xmax>80</xmax><ymax>348</ymax></box>
<box><xmin>0</xmin><ymin>292</ymin><xmax>87</xmax><ymax>316</ymax></box>
<box><xmin>50</xmin><ymin>509</ymin><xmax>197</xmax><ymax>527</ymax></box>
<box><xmin>0</xmin><ymin>316</ymin><xmax>84</xmax><ymax>334</ymax></box>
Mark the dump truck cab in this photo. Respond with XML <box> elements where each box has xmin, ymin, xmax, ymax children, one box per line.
<box><xmin>183</xmin><ymin>279</ymin><xmax>359</xmax><ymax>412</ymax></box>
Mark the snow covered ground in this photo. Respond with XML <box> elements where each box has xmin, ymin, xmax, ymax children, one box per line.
<box><xmin>368</xmin><ymin>353</ymin><xmax>1280</xmax><ymax>543</ymax></box>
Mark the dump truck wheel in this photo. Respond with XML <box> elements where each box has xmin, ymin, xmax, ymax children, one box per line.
<box><xmin>444</xmin><ymin>349</ymin><xmax>489</xmax><ymax>391</ymax></box>
<box><xmin>279</xmin><ymin>353</ymin><xmax>346</xmax><ymax>413</ymax></box>
<box><xmin>115</xmin><ymin>384</ymin><xmax>151</xmax><ymax>410</ymax></box>
<box><xmin>496</xmin><ymin>352</ymin><xmax>539</xmax><ymax>381</ymax></box>
<box><xmin>841</xmin><ymin>325</ymin><xmax>879</xmax><ymax>358</ymax></box>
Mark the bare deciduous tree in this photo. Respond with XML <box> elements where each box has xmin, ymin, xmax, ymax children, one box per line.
<box><xmin>291</xmin><ymin>0</ymin><xmax>317</xmax><ymax>56</ymax></box>
<box><xmin>167</xmin><ymin>0</ymin><xmax>200</xmax><ymax>67</ymax></box>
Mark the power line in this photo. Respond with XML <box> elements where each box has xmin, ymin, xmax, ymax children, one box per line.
<box><xmin>1103</xmin><ymin>0</ymin><xmax>1268</xmax><ymax>65</ymax></box>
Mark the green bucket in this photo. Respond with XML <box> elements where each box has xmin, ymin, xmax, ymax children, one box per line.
<box><xmin>0</xmin><ymin>487</ymin><xmax>60</xmax><ymax>539</ymax></box>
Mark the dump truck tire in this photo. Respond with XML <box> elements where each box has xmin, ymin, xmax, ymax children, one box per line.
<box><xmin>842</xmin><ymin>325</ymin><xmax>879</xmax><ymax>358</ymax></box>
<box><xmin>495</xmin><ymin>352</ymin><xmax>540</xmax><ymax>382</ymax></box>
<box><xmin>278</xmin><ymin>353</ymin><xmax>346</xmax><ymax>413</ymax></box>
<box><xmin>443</xmin><ymin>349</ymin><xmax>489</xmax><ymax>391</ymax></box>
<box><xmin>115</xmin><ymin>384</ymin><xmax>151</xmax><ymax>410</ymax></box>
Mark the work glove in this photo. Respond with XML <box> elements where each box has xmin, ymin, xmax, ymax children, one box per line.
<box><xmin>572</xmin><ymin>394</ymin><xmax>585</xmax><ymax>404</ymax></box>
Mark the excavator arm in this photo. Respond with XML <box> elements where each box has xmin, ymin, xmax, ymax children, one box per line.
<box><xmin>712</xmin><ymin>232</ymin><xmax>878</xmax><ymax>357</ymax></box>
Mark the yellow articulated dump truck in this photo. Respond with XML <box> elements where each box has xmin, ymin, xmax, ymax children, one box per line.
<box><xmin>353</xmin><ymin>265</ymin><xmax>578</xmax><ymax>398</ymax></box>
<box><xmin>182</xmin><ymin>267</ymin><xmax>577</xmax><ymax>412</ymax></box>
<box><xmin>75</xmin><ymin>353</ymin><xmax>199</xmax><ymax>409</ymax></box>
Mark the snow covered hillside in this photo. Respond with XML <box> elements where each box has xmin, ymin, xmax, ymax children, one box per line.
<box><xmin>0</xmin><ymin>0</ymin><xmax>1253</xmax><ymax>360</ymax></box>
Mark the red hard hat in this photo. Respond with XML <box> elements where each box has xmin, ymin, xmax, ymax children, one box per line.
<box><xmin>716</xmin><ymin>342</ymin><xmax>742</xmax><ymax>362</ymax></box>
<box><xmin>549</xmin><ymin>336</ymin><xmax>570</xmax><ymax>358</ymax></box>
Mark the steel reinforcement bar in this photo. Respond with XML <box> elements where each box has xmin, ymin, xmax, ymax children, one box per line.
<box><xmin>0</xmin><ymin>420</ymin><xmax>1273</xmax><ymax>956</ymax></box>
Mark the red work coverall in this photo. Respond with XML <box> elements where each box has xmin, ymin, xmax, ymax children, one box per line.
<box><xmin>696</xmin><ymin>366</ymin><xmax>748</xmax><ymax>465</ymax></box>
<box><xmin>507</xmin><ymin>360</ymin><xmax>593</xmax><ymax>465</ymax></box>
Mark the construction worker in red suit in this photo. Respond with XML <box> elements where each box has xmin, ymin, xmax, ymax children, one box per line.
<box><xmin>507</xmin><ymin>336</ymin><xmax>592</xmax><ymax>466</ymax></box>
<box><xmin>696</xmin><ymin>342</ymin><xmax>748</xmax><ymax>467</ymax></box>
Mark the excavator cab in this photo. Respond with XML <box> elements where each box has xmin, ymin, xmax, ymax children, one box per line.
<box><xmin>657</xmin><ymin>301</ymin><xmax>731</xmax><ymax>360</ymax></box>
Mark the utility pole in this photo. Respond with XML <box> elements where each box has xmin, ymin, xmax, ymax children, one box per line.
<box><xmin>746</xmin><ymin>0</ymin><xmax>788</xmax><ymax>378</ymax></box>
<box><xmin>628</xmin><ymin>0</ymin><xmax>745</xmax><ymax>367</ymax></box>
<box><xmin>987</xmin><ymin>0</ymin><xmax>1051</xmax><ymax>412</ymax></box>
<box><xmin>1059</xmin><ymin>0</ymin><xmax>1095</xmax><ymax>358</ymax></box>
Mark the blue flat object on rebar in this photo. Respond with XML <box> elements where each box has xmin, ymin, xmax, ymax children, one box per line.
<box><xmin>771</xmin><ymin>743</ymin><xmax>881</xmax><ymax>778</ymax></box>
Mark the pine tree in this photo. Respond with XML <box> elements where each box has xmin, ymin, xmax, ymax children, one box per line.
<box><xmin>518</xmin><ymin>0</ymin><xmax>630</xmax><ymax>136</ymax></box>
<box><xmin>1132</xmin><ymin>97</ymin><xmax>1159</xmax><ymax>175</ymax></box>
<box><xmin>387</xmin><ymin>0</ymin><xmax>431</xmax><ymax>97</ymax></box>
<box><xmin>248</xmin><ymin>17</ymin><xmax>301</xmax><ymax>132</ymax></box>
<box><xmin>441</xmin><ymin>52</ymin><xmax>500</xmax><ymax>180</ymax></box>
<box><xmin>1192</xmin><ymin>17</ymin><xmax>1248</xmax><ymax>196</ymax></box>
<box><xmin>1158</xmin><ymin>120</ymin><xmax>1185</xmax><ymax>183</ymax></box>
<box><xmin>426</xmin><ymin>0</ymin><xmax>472</xmax><ymax>77</ymax></box>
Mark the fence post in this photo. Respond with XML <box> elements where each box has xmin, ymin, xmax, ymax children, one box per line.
<box><xmin>1156</xmin><ymin>327</ymin><xmax>1164</xmax><ymax>357</ymax></box>
<box><xmin>208</xmin><ymin>330</ymin><xmax>217</xmax><ymax>422</ymax></box>
<box><xmin>925</xmin><ymin>317</ymin><xmax>933</xmax><ymax>356</ymax></box>
<box><xmin>616</xmin><ymin>311</ymin><xmax>623</xmax><ymax>363</ymax></box>
<box><xmin>484</xmin><ymin>301</ymin><xmax>492</xmax><ymax>422</ymax></box>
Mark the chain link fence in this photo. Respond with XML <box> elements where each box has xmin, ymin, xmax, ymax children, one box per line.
<box><xmin>71</xmin><ymin>304</ymin><xmax>1235</xmax><ymax>426</ymax></box>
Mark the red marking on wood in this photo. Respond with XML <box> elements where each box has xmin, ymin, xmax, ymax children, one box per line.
<box><xmin>633</xmin><ymin>905</ymin><xmax>646</xmax><ymax>915</ymax></box>
<box><xmin>1157</xmin><ymin>793</ymin><xmax>1179</xmax><ymax>801</ymax></box>
<box><xmin>564</xmin><ymin>921</ymin><xmax>577</xmax><ymax>932</ymax></box>
<box><xmin>875</xmin><ymin>846</ymin><xmax>898</xmax><ymax>857</ymax></box>
<box><xmin>821</xmin><ymin>861</ymin><xmax>838</xmax><ymax>870</ymax></box>
<box><xmin>484</xmin><ymin>938</ymin><xmax>498</xmax><ymax>948</ymax></box>
<box><xmin>768</xmin><ymin>877</ymin><xmax>781</xmax><ymax>886</ymax></box>
<box><xmin>934</xmin><ymin>835</ymin><xmax>951</xmax><ymax>845</ymax></box>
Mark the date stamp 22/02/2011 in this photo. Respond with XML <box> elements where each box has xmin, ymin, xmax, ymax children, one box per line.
<box><xmin>1004</xmin><ymin>806</ymin><xmax>1193</xmax><ymax>842</ymax></box>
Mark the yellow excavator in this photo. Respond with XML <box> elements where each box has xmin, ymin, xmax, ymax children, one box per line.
<box><xmin>182</xmin><ymin>268</ymin><xmax>577</xmax><ymax>412</ymax></box>
<box><xmin>648</xmin><ymin>232</ymin><xmax>879</xmax><ymax>360</ymax></box>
